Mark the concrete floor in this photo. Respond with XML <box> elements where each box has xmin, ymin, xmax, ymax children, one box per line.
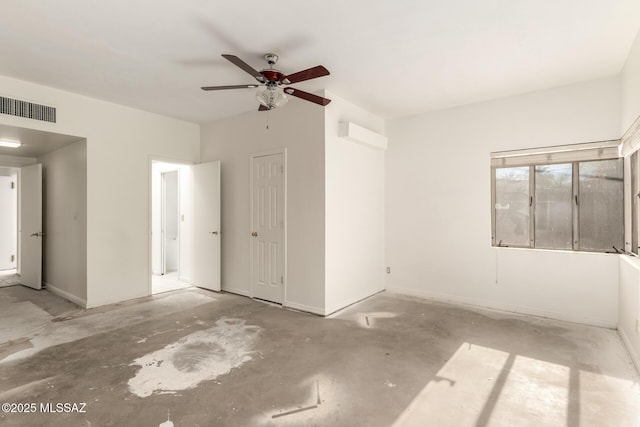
<box><xmin>152</xmin><ymin>272</ymin><xmax>192</xmax><ymax>295</ymax></box>
<box><xmin>0</xmin><ymin>286</ymin><xmax>638</xmax><ymax>426</ymax></box>
<box><xmin>0</xmin><ymin>270</ymin><xmax>19</xmax><ymax>288</ymax></box>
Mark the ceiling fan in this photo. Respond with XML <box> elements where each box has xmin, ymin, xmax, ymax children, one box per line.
<box><xmin>201</xmin><ymin>53</ymin><xmax>331</xmax><ymax>111</ymax></box>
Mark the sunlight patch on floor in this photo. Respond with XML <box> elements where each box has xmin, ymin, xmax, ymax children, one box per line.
<box><xmin>392</xmin><ymin>343</ymin><xmax>571</xmax><ymax>426</ymax></box>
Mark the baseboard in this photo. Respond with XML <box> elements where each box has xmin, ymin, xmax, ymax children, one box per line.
<box><xmin>324</xmin><ymin>288</ymin><xmax>385</xmax><ymax>317</ymax></box>
<box><xmin>85</xmin><ymin>291</ymin><xmax>149</xmax><ymax>309</ymax></box>
<box><xmin>284</xmin><ymin>300</ymin><xmax>324</xmax><ymax>316</ymax></box>
<box><xmin>387</xmin><ymin>286</ymin><xmax>617</xmax><ymax>329</ymax></box>
<box><xmin>618</xmin><ymin>327</ymin><xmax>640</xmax><ymax>375</ymax></box>
<box><xmin>44</xmin><ymin>282</ymin><xmax>87</xmax><ymax>308</ymax></box>
<box><xmin>221</xmin><ymin>286</ymin><xmax>251</xmax><ymax>297</ymax></box>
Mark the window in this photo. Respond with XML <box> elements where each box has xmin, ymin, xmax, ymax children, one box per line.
<box><xmin>578</xmin><ymin>159</ymin><xmax>624</xmax><ymax>251</ymax></box>
<box><xmin>494</xmin><ymin>167</ymin><xmax>530</xmax><ymax>247</ymax></box>
<box><xmin>535</xmin><ymin>163</ymin><xmax>573</xmax><ymax>249</ymax></box>
<box><xmin>491</xmin><ymin>148</ymin><xmax>623</xmax><ymax>252</ymax></box>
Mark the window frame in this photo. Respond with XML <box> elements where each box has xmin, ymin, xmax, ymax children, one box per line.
<box><xmin>491</xmin><ymin>157</ymin><xmax>624</xmax><ymax>253</ymax></box>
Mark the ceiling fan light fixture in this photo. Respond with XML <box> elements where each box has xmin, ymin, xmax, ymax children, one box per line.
<box><xmin>256</xmin><ymin>86</ymin><xmax>288</xmax><ymax>109</ymax></box>
<box><xmin>0</xmin><ymin>139</ymin><xmax>22</xmax><ymax>148</ymax></box>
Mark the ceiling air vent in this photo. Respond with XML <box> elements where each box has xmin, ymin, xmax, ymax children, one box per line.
<box><xmin>0</xmin><ymin>96</ymin><xmax>56</xmax><ymax>123</ymax></box>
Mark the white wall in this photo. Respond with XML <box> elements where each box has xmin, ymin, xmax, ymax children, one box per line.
<box><xmin>201</xmin><ymin>100</ymin><xmax>326</xmax><ymax>313</ymax></box>
<box><xmin>622</xmin><ymin>28</ymin><xmax>640</xmax><ymax>133</ymax></box>
<box><xmin>0</xmin><ymin>75</ymin><xmax>200</xmax><ymax>308</ymax></box>
<box><xmin>178</xmin><ymin>166</ymin><xmax>193</xmax><ymax>282</ymax></box>
<box><xmin>40</xmin><ymin>139</ymin><xmax>87</xmax><ymax>305</ymax></box>
<box><xmin>386</xmin><ymin>77</ymin><xmax>621</xmax><ymax>327</ymax></box>
<box><xmin>324</xmin><ymin>91</ymin><xmax>386</xmax><ymax>314</ymax></box>
<box><xmin>619</xmin><ymin>256</ymin><xmax>640</xmax><ymax>370</ymax></box>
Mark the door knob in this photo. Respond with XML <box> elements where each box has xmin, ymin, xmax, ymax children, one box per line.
<box><xmin>30</xmin><ymin>232</ymin><xmax>45</xmax><ymax>237</ymax></box>
<box><xmin>210</xmin><ymin>231</ymin><xmax>219</xmax><ymax>235</ymax></box>
<box><xmin>251</xmin><ymin>231</ymin><xmax>258</xmax><ymax>237</ymax></box>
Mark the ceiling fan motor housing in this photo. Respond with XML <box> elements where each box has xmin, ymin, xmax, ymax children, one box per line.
<box><xmin>260</xmin><ymin>70</ymin><xmax>286</xmax><ymax>86</ymax></box>
<box><xmin>264</xmin><ymin>53</ymin><xmax>278</xmax><ymax>65</ymax></box>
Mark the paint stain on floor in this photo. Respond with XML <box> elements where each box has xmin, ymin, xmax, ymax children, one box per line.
<box><xmin>251</xmin><ymin>375</ymin><xmax>347</xmax><ymax>426</ymax></box>
<box><xmin>0</xmin><ymin>337</ymin><xmax>33</xmax><ymax>360</ymax></box>
<box><xmin>1</xmin><ymin>290</ymin><xmax>215</xmax><ymax>363</ymax></box>
<box><xmin>128</xmin><ymin>318</ymin><xmax>261</xmax><ymax>398</ymax></box>
<box><xmin>353</xmin><ymin>311</ymin><xmax>398</xmax><ymax>328</ymax></box>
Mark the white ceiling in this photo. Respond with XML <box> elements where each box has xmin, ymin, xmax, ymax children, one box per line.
<box><xmin>0</xmin><ymin>1</ymin><xmax>638</xmax><ymax>124</ymax></box>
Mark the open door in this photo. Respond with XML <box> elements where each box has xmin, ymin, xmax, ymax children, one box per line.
<box><xmin>192</xmin><ymin>161</ymin><xmax>221</xmax><ymax>291</ymax></box>
<box><xmin>19</xmin><ymin>163</ymin><xmax>42</xmax><ymax>290</ymax></box>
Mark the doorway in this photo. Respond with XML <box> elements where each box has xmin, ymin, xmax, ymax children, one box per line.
<box><xmin>151</xmin><ymin>162</ymin><xmax>191</xmax><ymax>294</ymax></box>
<box><xmin>250</xmin><ymin>150</ymin><xmax>286</xmax><ymax>304</ymax></box>
<box><xmin>149</xmin><ymin>159</ymin><xmax>221</xmax><ymax>295</ymax></box>
<box><xmin>0</xmin><ymin>163</ymin><xmax>43</xmax><ymax>290</ymax></box>
<box><xmin>0</xmin><ymin>125</ymin><xmax>85</xmax><ymax>298</ymax></box>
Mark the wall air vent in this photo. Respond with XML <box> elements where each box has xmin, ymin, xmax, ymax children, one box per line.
<box><xmin>0</xmin><ymin>96</ymin><xmax>56</xmax><ymax>123</ymax></box>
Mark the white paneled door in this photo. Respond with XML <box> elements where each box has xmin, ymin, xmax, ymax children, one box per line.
<box><xmin>192</xmin><ymin>161</ymin><xmax>221</xmax><ymax>292</ymax></box>
<box><xmin>20</xmin><ymin>163</ymin><xmax>42</xmax><ymax>290</ymax></box>
<box><xmin>251</xmin><ymin>152</ymin><xmax>285</xmax><ymax>304</ymax></box>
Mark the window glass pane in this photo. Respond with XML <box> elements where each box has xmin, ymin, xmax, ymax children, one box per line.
<box><xmin>495</xmin><ymin>167</ymin><xmax>530</xmax><ymax>246</ymax></box>
<box><xmin>578</xmin><ymin>159</ymin><xmax>624</xmax><ymax>252</ymax></box>
<box><xmin>535</xmin><ymin>163</ymin><xmax>573</xmax><ymax>249</ymax></box>
<box><xmin>632</xmin><ymin>152</ymin><xmax>638</xmax><ymax>253</ymax></box>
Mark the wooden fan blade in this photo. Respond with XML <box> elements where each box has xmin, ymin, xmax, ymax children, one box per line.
<box><xmin>283</xmin><ymin>88</ymin><xmax>331</xmax><ymax>106</ymax></box>
<box><xmin>222</xmin><ymin>54</ymin><xmax>265</xmax><ymax>81</ymax></box>
<box><xmin>201</xmin><ymin>84</ymin><xmax>260</xmax><ymax>91</ymax></box>
<box><xmin>258</xmin><ymin>104</ymin><xmax>270</xmax><ymax>111</ymax></box>
<box><xmin>282</xmin><ymin>66</ymin><xmax>329</xmax><ymax>84</ymax></box>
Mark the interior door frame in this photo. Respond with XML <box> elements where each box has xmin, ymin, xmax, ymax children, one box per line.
<box><xmin>249</xmin><ymin>147</ymin><xmax>288</xmax><ymax>303</ymax></box>
<box><xmin>147</xmin><ymin>156</ymin><xmax>193</xmax><ymax>296</ymax></box>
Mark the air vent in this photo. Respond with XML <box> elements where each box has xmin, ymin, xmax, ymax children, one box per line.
<box><xmin>0</xmin><ymin>96</ymin><xmax>56</xmax><ymax>123</ymax></box>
